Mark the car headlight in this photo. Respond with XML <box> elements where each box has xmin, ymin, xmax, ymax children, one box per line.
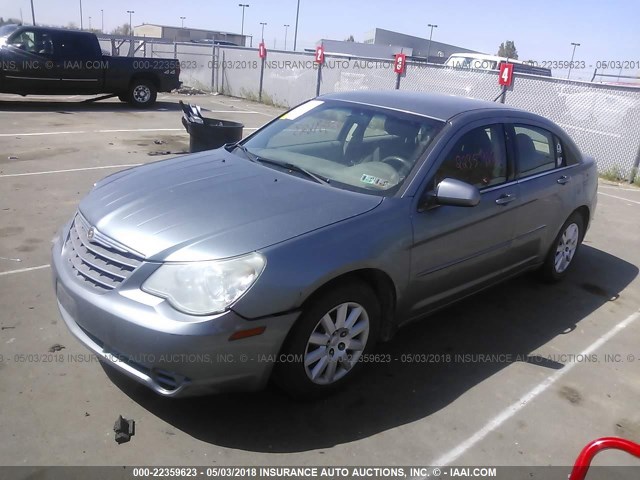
<box><xmin>142</xmin><ymin>252</ymin><xmax>265</xmax><ymax>316</ymax></box>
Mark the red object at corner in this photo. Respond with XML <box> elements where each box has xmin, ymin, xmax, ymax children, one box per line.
<box><xmin>569</xmin><ymin>437</ymin><xmax>640</xmax><ymax>480</ymax></box>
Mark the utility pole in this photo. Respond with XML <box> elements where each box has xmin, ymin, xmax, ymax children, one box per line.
<box><xmin>427</xmin><ymin>24</ymin><xmax>438</xmax><ymax>62</ymax></box>
<box><xmin>238</xmin><ymin>4</ymin><xmax>249</xmax><ymax>36</ymax></box>
<box><xmin>101</xmin><ymin>9</ymin><xmax>104</xmax><ymax>32</ymax></box>
<box><xmin>284</xmin><ymin>24</ymin><xmax>290</xmax><ymax>50</ymax></box>
<box><xmin>30</xmin><ymin>0</ymin><xmax>36</xmax><ymax>26</ymax></box>
<box><xmin>567</xmin><ymin>42</ymin><xmax>581</xmax><ymax>79</ymax></box>
<box><xmin>79</xmin><ymin>0</ymin><xmax>84</xmax><ymax>29</ymax></box>
<box><xmin>293</xmin><ymin>0</ymin><xmax>300</xmax><ymax>51</ymax></box>
<box><xmin>260</xmin><ymin>22</ymin><xmax>267</xmax><ymax>41</ymax></box>
<box><xmin>127</xmin><ymin>10</ymin><xmax>134</xmax><ymax>36</ymax></box>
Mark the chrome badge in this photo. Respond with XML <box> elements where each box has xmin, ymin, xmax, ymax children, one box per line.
<box><xmin>87</xmin><ymin>227</ymin><xmax>95</xmax><ymax>241</ymax></box>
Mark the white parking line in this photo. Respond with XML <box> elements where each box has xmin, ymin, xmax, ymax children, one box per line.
<box><xmin>0</xmin><ymin>128</ymin><xmax>189</xmax><ymax>137</ymax></box>
<box><xmin>0</xmin><ymin>264</ymin><xmax>50</xmax><ymax>277</ymax></box>
<box><xmin>207</xmin><ymin>110</ymin><xmax>261</xmax><ymax>114</ymax></box>
<box><xmin>0</xmin><ymin>164</ymin><xmax>142</xmax><ymax>178</ymax></box>
<box><xmin>425</xmin><ymin>309</ymin><xmax>640</xmax><ymax>470</ymax></box>
<box><xmin>0</xmin><ymin>131</ymin><xmax>86</xmax><ymax>137</ymax></box>
<box><xmin>598</xmin><ymin>191</ymin><xmax>640</xmax><ymax>205</ymax></box>
<box><xmin>599</xmin><ymin>185</ymin><xmax>640</xmax><ymax>192</ymax></box>
<box><xmin>95</xmin><ymin>128</ymin><xmax>185</xmax><ymax>133</ymax></box>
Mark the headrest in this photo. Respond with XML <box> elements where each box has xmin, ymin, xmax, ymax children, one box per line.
<box><xmin>384</xmin><ymin>117</ymin><xmax>420</xmax><ymax>139</ymax></box>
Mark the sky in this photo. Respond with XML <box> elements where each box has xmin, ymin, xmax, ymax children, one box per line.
<box><xmin>1</xmin><ymin>0</ymin><xmax>639</xmax><ymax>81</ymax></box>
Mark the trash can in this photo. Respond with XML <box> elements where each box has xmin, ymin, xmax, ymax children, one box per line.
<box><xmin>180</xmin><ymin>101</ymin><xmax>244</xmax><ymax>153</ymax></box>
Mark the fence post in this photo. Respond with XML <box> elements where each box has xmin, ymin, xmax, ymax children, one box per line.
<box><xmin>258</xmin><ymin>56</ymin><xmax>265</xmax><ymax>102</ymax></box>
<box><xmin>149</xmin><ymin>41</ymin><xmax>153</xmax><ymax>58</ymax></box>
<box><xmin>210</xmin><ymin>44</ymin><xmax>216</xmax><ymax>93</ymax></box>
<box><xmin>173</xmin><ymin>42</ymin><xmax>178</xmax><ymax>60</ymax></box>
<box><xmin>316</xmin><ymin>62</ymin><xmax>322</xmax><ymax>97</ymax></box>
<box><xmin>395</xmin><ymin>71</ymin><xmax>401</xmax><ymax>90</ymax></box>
<box><xmin>629</xmin><ymin>144</ymin><xmax>640</xmax><ymax>183</ymax></box>
<box><xmin>221</xmin><ymin>50</ymin><xmax>225</xmax><ymax>95</ymax></box>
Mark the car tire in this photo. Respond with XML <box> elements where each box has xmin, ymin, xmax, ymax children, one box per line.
<box><xmin>538</xmin><ymin>212</ymin><xmax>585</xmax><ymax>283</ymax></box>
<box><xmin>274</xmin><ymin>281</ymin><xmax>380</xmax><ymax>398</ymax></box>
<box><xmin>127</xmin><ymin>79</ymin><xmax>157</xmax><ymax>108</ymax></box>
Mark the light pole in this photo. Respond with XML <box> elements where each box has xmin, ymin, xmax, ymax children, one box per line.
<box><xmin>567</xmin><ymin>42</ymin><xmax>580</xmax><ymax>79</ymax></box>
<box><xmin>101</xmin><ymin>9</ymin><xmax>104</xmax><ymax>32</ymax></box>
<box><xmin>127</xmin><ymin>10</ymin><xmax>134</xmax><ymax>36</ymax></box>
<box><xmin>30</xmin><ymin>0</ymin><xmax>36</xmax><ymax>25</ymax></box>
<box><xmin>238</xmin><ymin>4</ymin><xmax>249</xmax><ymax>36</ymax></box>
<box><xmin>180</xmin><ymin>16</ymin><xmax>186</xmax><ymax>28</ymax></box>
<box><xmin>426</xmin><ymin>23</ymin><xmax>438</xmax><ymax>62</ymax></box>
<box><xmin>284</xmin><ymin>24</ymin><xmax>290</xmax><ymax>50</ymax></box>
<box><xmin>88</xmin><ymin>16</ymin><xmax>91</xmax><ymax>30</ymax></box>
<box><xmin>293</xmin><ymin>0</ymin><xmax>300</xmax><ymax>51</ymax></box>
<box><xmin>260</xmin><ymin>22</ymin><xmax>267</xmax><ymax>42</ymax></box>
<box><xmin>79</xmin><ymin>0</ymin><xmax>83</xmax><ymax>29</ymax></box>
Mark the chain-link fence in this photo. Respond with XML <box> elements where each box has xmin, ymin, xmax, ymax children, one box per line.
<box><xmin>96</xmin><ymin>36</ymin><xmax>640</xmax><ymax>182</ymax></box>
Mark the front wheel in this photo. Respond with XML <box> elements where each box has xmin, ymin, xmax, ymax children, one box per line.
<box><xmin>538</xmin><ymin>212</ymin><xmax>585</xmax><ymax>282</ymax></box>
<box><xmin>127</xmin><ymin>79</ymin><xmax>157</xmax><ymax>108</ymax></box>
<box><xmin>274</xmin><ymin>282</ymin><xmax>380</xmax><ymax>398</ymax></box>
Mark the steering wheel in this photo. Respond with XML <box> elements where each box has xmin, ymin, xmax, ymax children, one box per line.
<box><xmin>381</xmin><ymin>155</ymin><xmax>413</xmax><ymax>173</ymax></box>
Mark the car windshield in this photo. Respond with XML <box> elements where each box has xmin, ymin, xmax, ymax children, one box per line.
<box><xmin>241</xmin><ymin>99</ymin><xmax>444</xmax><ymax>195</ymax></box>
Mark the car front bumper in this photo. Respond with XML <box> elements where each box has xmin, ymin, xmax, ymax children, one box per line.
<box><xmin>51</xmin><ymin>229</ymin><xmax>299</xmax><ymax>397</ymax></box>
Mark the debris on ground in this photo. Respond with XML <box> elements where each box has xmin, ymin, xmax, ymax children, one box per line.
<box><xmin>48</xmin><ymin>344</ymin><xmax>66</xmax><ymax>353</ymax></box>
<box><xmin>175</xmin><ymin>86</ymin><xmax>208</xmax><ymax>95</ymax></box>
<box><xmin>148</xmin><ymin>150</ymin><xmax>188</xmax><ymax>156</ymax></box>
<box><xmin>85</xmin><ymin>412</ymin><xmax>90</xmax><ymax>417</ymax></box>
<box><xmin>114</xmin><ymin>415</ymin><xmax>135</xmax><ymax>444</ymax></box>
<box><xmin>153</xmin><ymin>139</ymin><xmax>165</xmax><ymax>145</ymax></box>
<box><xmin>8</xmin><ymin>156</ymin><xmax>18</xmax><ymax>160</ymax></box>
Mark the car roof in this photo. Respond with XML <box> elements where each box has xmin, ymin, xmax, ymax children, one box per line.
<box><xmin>320</xmin><ymin>90</ymin><xmax>521</xmax><ymax>121</ymax></box>
<box><xmin>13</xmin><ymin>25</ymin><xmax>95</xmax><ymax>36</ymax></box>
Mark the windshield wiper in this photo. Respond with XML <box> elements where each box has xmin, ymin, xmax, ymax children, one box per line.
<box><xmin>255</xmin><ymin>158</ymin><xmax>331</xmax><ymax>185</ymax></box>
<box><xmin>224</xmin><ymin>143</ymin><xmax>329</xmax><ymax>185</ymax></box>
<box><xmin>225</xmin><ymin>142</ymin><xmax>260</xmax><ymax>163</ymax></box>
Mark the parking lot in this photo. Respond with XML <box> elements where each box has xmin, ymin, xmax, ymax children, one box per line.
<box><xmin>1</xmin><ymin>93</ymin><xmax>639</xmax><ymax>474</ymax></box>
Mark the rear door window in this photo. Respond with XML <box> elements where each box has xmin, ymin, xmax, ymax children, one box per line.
<box><xmin>513</xmin><ymin>125</ymin><xmax>556</xmax><ymax>177</ymax></box>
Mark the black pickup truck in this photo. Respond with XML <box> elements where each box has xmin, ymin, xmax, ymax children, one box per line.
<box><xmin>0</xmin><ymin>25</ymin><xmax>181</xmax><ymax>107</ymax></box>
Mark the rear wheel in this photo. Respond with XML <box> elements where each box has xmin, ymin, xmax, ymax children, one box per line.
<box><xmin>274</xmin><ymin>281</ymin><xmax>380</xmax><ymax>398</ymax></box>
<box><xmin>127</xmin><ymin>79</ymin><xmax>157</xmax><ymax>108</ymax></box>
<box><xmin>538</xmin><ymin>212</ymin><xmax>585</xmax><ymax>282</ymax></box>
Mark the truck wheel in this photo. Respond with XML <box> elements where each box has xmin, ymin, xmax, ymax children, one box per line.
<box><xmin>273</xmin><ymin>281</ymin><xmax>380</xmax><ymax>398</ymax></box>
<box><xmin>127</xmin><ymin>80</ymin><xmax>157</xmax><ymax>108</ymax></box>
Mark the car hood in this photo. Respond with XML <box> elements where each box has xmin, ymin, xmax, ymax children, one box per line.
<box><xmin>79</xmin><ymin>149</ymin><xmax>382</xmax><ymax>261</ymax></box>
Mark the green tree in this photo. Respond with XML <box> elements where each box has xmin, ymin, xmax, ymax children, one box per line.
<box><xmin>497</xmin><ymin>40</ymin><xmax>518</xmax><ymax>59</ymax></box>
<box><xmin>345</xmin><ymin>35</ymin><xmax>355</xmax><ymax>42</ymax></box>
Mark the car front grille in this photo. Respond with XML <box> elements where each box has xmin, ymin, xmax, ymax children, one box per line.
<box><xmin>64</xmin><ymin>214</ymin><xmax>144</xmax><ymax>291</ymax></box>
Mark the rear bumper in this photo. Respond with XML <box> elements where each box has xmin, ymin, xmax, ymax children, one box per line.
<box><xmin>160</xmin><ymin>77</ymin><xmax>182</xmax><ymax>92</ymax></box>
<box><xmin>51</xmin><ymin>230</ymin><xmax>298</xmax><ymax>397</ymax></box>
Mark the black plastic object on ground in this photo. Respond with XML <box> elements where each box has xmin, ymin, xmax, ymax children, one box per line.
<box><xmin>114</xmin><ymin>415</ymin><xmax>135</xmax><ymax>444</ymax></box>
<box><xmin>180</xmin><ymin>101</ymin><xmax>244</xmax><ymax>153</ymax></box>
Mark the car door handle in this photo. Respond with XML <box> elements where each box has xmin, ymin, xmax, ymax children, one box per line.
<box><xmin>557</xmin><ymin>175</ymin><xmax>571</xmax><ymax>185</ymax></box>
<box><xmin>495</xmin><ymin>194</ymin><xmax>517</xmax><ymax>205</ymax></box>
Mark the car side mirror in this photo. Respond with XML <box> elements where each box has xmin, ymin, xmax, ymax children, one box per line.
<box><xmin>421</xmin><ymin>178</ymin><xmax>481</xmax><ymax>209</ymax></box>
